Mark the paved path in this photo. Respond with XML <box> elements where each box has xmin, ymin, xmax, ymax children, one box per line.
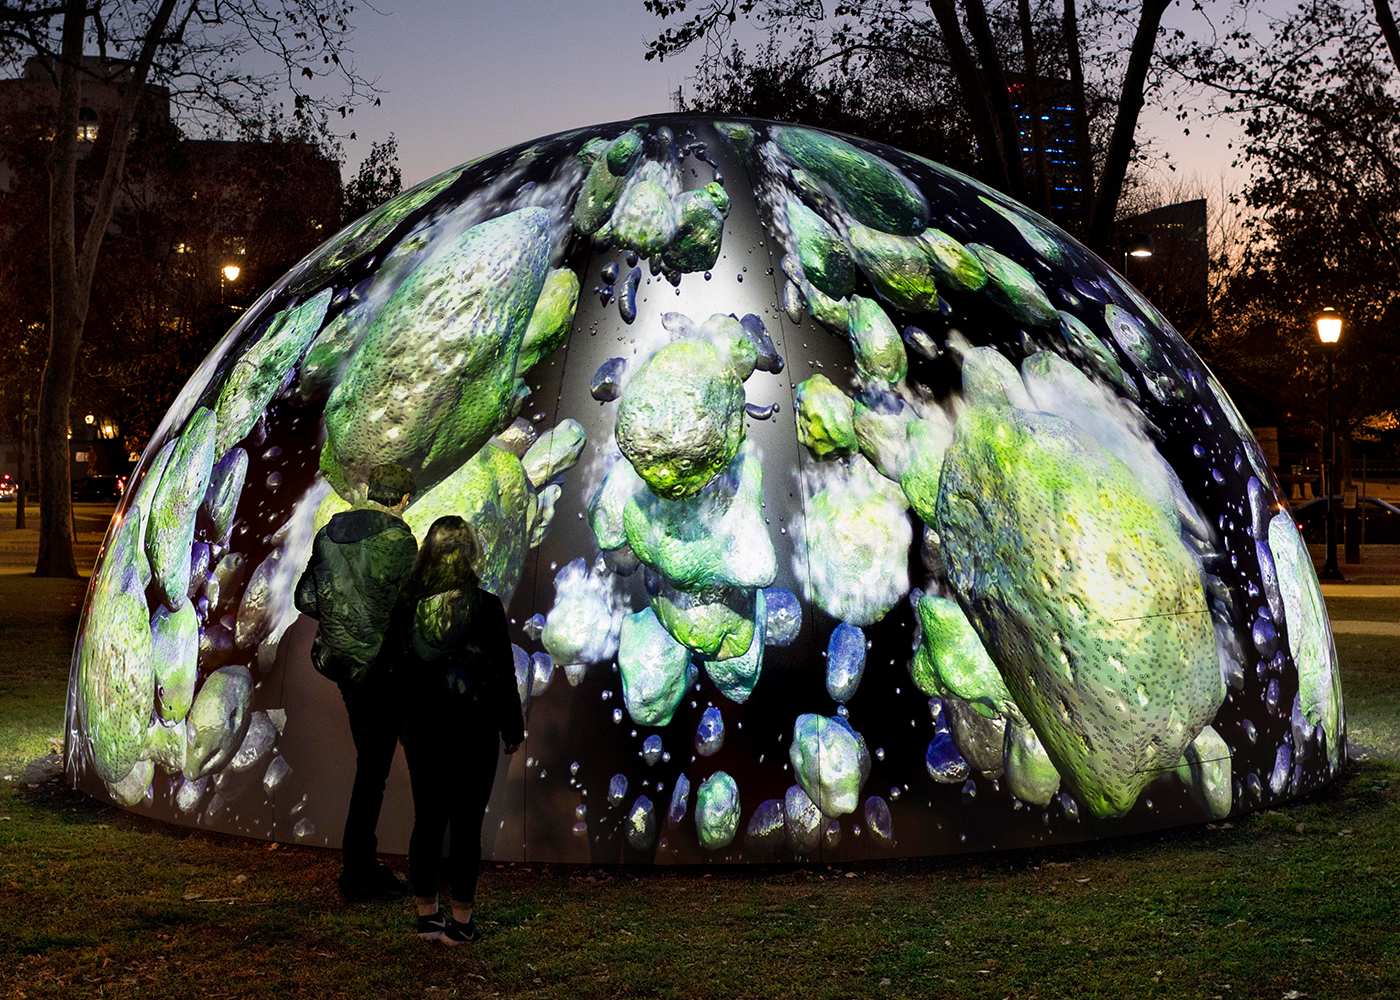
<box><xmin>1329</xmin><ymin>620</ymin><xmax>1400</xmax><ymax>635</ymax></box>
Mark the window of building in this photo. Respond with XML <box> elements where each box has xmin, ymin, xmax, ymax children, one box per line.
<box><xmin>77</xmin><ymin>107</ymin><xmax>98</xmax><ymax>142</ymax></box>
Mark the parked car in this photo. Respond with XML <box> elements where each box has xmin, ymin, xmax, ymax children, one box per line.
<box><xmin>71</xmin><ymin>475</ymin><xmax>127</xmax><ymax>503</ymax></box>
<box><xmin>1292</xmin><ymin>494</ymin><xmax>1400</xmax><ymax>545</ymax></box>
<box><xmin>0</xmin><ymin>480</ymin><xmax>16</xmax><ymax>501</ymax></box>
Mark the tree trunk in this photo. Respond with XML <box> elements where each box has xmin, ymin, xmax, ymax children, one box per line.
<box><xmin>925</xmin><ymin>0</ymin><xmax>1014</xmax><ymax>194</ymax></box>
<box><xmin>1063</xmin><ymin>0</ymin><xmax>1096</xmax><ymax>234</ymax></box>
<box><xmin>1374</xmin><ymin>0</ymin><xmax>1400</xmax><ymax>71</ymax></box>
<box><xmin>36</xmin><ymin>0</ymin><xmax>87</xmax><ymax>578</ymax></box>
<box><xmin>1017</xmin><ymin>0</ymin><xmax>1051</xmax><ymax>216</ymax></box>
<box><xmin>12</xmin><ymin>408</ymin><xmax>25</xmax><ymax>530</ymax></box>
<box><xmin>961</xmin><ymin>0</ymin><xmax>1030</xmax><ymax>204</ymax></box>
<box><xmin>1085</xmin><ymin>0</ymin><xmax>1172</xmax><ymax>256</ymax></box>
<box><xmin>35</xmin><ymin>0</ymin><xmax>180</xmax><ymax>576</ymax></box>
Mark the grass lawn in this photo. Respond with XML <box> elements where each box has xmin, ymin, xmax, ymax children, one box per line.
<box><xmin>2</xmin><ymin>564</ymin><xmax>1397</xmax><ymax>999</ymax></box>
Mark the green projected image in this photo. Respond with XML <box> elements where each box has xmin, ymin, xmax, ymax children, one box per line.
<box><xmin>66</xmin><ymin>116</ymin><xmax>1343</xmax><ymax>862</ymax></box>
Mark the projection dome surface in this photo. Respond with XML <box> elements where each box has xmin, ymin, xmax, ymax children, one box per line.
<box><xmin>66</xmin><ymin>115</ymin><xmax>1344</xmax><ymax>863</ymax></box>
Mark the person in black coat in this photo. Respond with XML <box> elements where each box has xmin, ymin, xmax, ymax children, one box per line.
<box><xmin>388</xmin><ymin>515</ymin><xmax>524</xmax><ymax>945</ymax></box>
<box><xmin>294</xmin><ymin>462</ymin><xmax>417</xmax><ymax>900</ymax></box>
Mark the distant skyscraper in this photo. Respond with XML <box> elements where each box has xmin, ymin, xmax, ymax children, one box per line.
<box><xmin>1006</xmin><ymin>75</ymin><xmax>1086</xmax><ymax>228</ymax></box>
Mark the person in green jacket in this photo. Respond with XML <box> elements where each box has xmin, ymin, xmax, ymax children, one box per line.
<box><xmin>295</xmin><ymin>463</ymin><xmax>418</xmax><ymax>900</ymax></box>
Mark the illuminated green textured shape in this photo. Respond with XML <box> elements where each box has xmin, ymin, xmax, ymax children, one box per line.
<box><xmin>150</xmin><ymin>599</ymin><xmax>198</xmax><ymax>723</ymax></box>
<box><xmin>1003</xmin><ymin>721</ymin><xmax>1061</xmax><ymax>806</ymax></box>
<box><xmin>786</xmin><ymin>199</ymin><xmax>853</xmax><ymax>298</ymax></box>
<box><xmin>1267</xmin><ymin>513</ymin><xmax>1343</xmax><ymax>766</ymax></box>
<box><xmin>146</xmin><ymin>407</ymin><xmax>217</xmax><ymax>609</ymax></box>
<box><xmin>588</xmin><ymin>459</ymin><xmax>645</xmax><ymax>551</ymax></box>
<box><xmin>522</xmin><ymin>419</ymin><xmax>587</xmax><ymax>490</ymax></box>
<box><xmin>771</xmin><ymin>126</ymin><xmax>929</xmax><ymax>236</ymax></box>
<box><xmin>313</xmin><ymin>166</ymin><xmax>463</xmax><ymax>277</ymax></box>
<box><xmin>298</xmin><ymin>309</ymin><xmax>362</xmax><ymax>401</ymax></box>
<box><xmin>800</xmin><ymin>279</ymin><xmax>851</xmax><ymax>332</ymax></box>
<box><xmin>961</xmin><ymin>346</ymin><xmax>1033</xmax><ymax>410</ymax></box>
<box><xmin>606</xmin><ymin>130</ymin><xmax>643</xmax><ymax>175</ymax></box>
<box><xmin>617</xmin><ymin>607</ymin><xmax>691</xmax><ymax>727</ymax></box>
<box><xmin>705</xmin><ymin>588</ymin><xmax>765</xmax><ymax>704</ymax></box>
<box><xmin>695</xmin><ymin>771</ymin><xmax>741</xmax><ymax>850</ymax></box>
<box><xmin>1175</xmin><ymin>724</ymin><xmax>1232</xmax><ymax>819</ymax></box>
<box><xmin>128</xmin><ymin>439</ymin><xmax>175</xmax><ymax>589</ymax></box>
<box><xmin>847</xmin><ymin>295</ymin><xmax>907</xmax><ymax>383</ymax></box>
<box><xmin>967</xmin><ymin>243</ymin><xmax>1058</xmax><ymax>327</ymax></box>
<box><xmin>108</xmin><ymin>759</ymin><xmax>154</xmax><ymax>807</ymax></box>
<box><xmin>616</xmin><ymin>339</ymin><xmax>746</xmax><ymax>500</ymax></box>
<box><xmin>623</xmin><ymin>445</ymin><xmax>774</xmax><ymax>592</ymax></box>
<box><xmin>803</xmin><ymin>458</ymin><xmax>910</xmax><ymax>627</ymax></box>
<box><xmin>1058</xmin><ymin>310</ymin><xmax>1134</xmax><ymax>399</ymax></box>
<box><xmin>663</xmin><ymin>184</ymin><xmax>729</xmax><ymax>273</ymax></box>
<box><xmin>610</xmin><ymin>163</ymin><xmax>678</xmax><ymax>257</ymax></box>
<box><xmin>322</xmin><ymin>208</ymin><xmax>551</xmax><ymax>498</ymax></box>
<box><xmin>935</xmin><ymin>404</ymin><xmax>1222</xmax><ymax>819</ymax></box>
<box><xmin>78</xmin><ymin>508</ymin><xmax>154</xmax><ymax>787</ymax></box>
<box><xmin>910</xmin><ymin>592</ymin><xmax>1011</xmax><ymax>718</ymax></box>
<box><xmin>900</xmin><ymin>417</ymin><xmax>952</xmax><ymax>524</ymax></box>
<box><xmin>517</xmin><ymin>268</ymin><xmax>580</xmax><ymax>374</ymax></box>
<box><xmin>649</xmin><ymin>579</ymin><xmax>754</xmax><ymax>660</ymax></box>
<box><xmin>789</xmin><ymin>714</ymin><xmax>870</xmax><ymax>817</ymax></box>
<box><xmin>918</xmin><ymin>228</ymin><xmax>988</xmax><ymax>292</ymax></box>
<box><xmin>573</xmin><ymin>132</ymin><xmax>640</xmax><ymax>234</ymax></box>
<box><xmin>142</xmin><ymin>718</ymin><xmax>187</xmax><ymax>775</ymax></box>
<box><xmin>201</xmin><ymin>447</ymin><xmax>247</xmax><ymax>547</ymax></box>
<box><xmin>214</xmin><ymin>289</ymin><xmax>331</xmax><ymax>456</ymax></box>
<box><xmin>980</xmin><ymin>196</ymin><xmax>1069</xmax><ymax>265</ymax></box>
<box><xmin>795</xmin><ymin>374</ymin><xmax>856</xmax><ymax>458</ymax></box>
<box><xmin>692</xmin><ymin>313</ymin><xmax>757</xmax><ymax>381</ymax></box>
<box><xmin>404</xmin><ymin>444</ymin><xmax>531</xmax><ymax>602</ymax></box>
<box><xmin>848</xmin><ymin>225</ymin><xmax>939</xmax><ymax>313</ymax></box>
<box><xmin>853</xmin><ymin>392</ymin><xmax>913</xmax><ymax>481</ymax></box>
<box><xmin>184</xmin><ymin>665</ymin><xmax>253</xmax><ymax>780</ymax></box>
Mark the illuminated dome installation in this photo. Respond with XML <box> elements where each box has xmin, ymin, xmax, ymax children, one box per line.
<box><xmin>66</xmin><ymin>115</ymin><xmax>1344</xmax><ymax>863</ymax></box>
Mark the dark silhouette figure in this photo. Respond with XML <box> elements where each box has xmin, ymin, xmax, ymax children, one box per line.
<box><xmin>294</xmin><ymin>463</ymin><xmax>418</xmax><ymax>900</ymax></box>
<box><xmin>389</xmin><ymin>515</ymin><xmax>524</xmax><ymax>945</ymax></box>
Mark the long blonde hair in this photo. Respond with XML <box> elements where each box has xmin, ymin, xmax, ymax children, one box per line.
<box><xmin>407</xmin><ymin>516</ymin><xmax>481</xmax><ymax>654</ymax></box>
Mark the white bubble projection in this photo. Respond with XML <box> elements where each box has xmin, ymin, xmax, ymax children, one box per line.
<box><xmin>65</xmin><ymin>116</ymin><xmax>1345</xmax><ymax>863</ymax></box>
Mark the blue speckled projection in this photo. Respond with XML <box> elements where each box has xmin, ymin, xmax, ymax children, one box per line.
<box><xmin>66</xmin><ymin>115</ymin><xmax>1344</xmax><ymax>862</ymax></box>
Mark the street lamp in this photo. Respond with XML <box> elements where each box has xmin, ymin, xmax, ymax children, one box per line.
<box><xmin>1316</xmin><ymin>307</ymin><xmax>1344</xmax><ymax>580</ymax></box>
<box><xmin>1123</xmin><ymin>232</ymin><xmax>1154</xmax><ymax>272</ymax></box>
<box><xmin>220</xmin><ymin>264</ymin><xmax>240</xmax><ymax>305</ymax></box>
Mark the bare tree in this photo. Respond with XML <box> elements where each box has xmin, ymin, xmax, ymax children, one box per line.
<box><xmin>644</xmin><ymin>0</ymin><xmax>1174</xmax><ymax>252</ymax></box>
<box><xmin>0</xmin><ymin>0</ymin><xmax>377</xmax><ymax>576</ymax></box>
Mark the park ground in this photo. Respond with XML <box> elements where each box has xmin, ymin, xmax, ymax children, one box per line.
<box><xmin>0</xmin><ymin>507</ymin><xmax>1397</xmax><ymax>999</ymax></box>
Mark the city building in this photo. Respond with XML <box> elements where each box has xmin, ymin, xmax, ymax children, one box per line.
<box><xmin>0</xmin><ymin>55</ymin><xmax>341</xmax><ymax>491</ymax></box>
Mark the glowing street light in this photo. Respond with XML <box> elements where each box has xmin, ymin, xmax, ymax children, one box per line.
<box><xmin>222</xmin><ymin>264</ymin><xmax>241</xmax><ymax>283</ymax></box>
<box><xmin>1126</xmin><ymin>233</ymin><xmax>1155</xmax><ymax>258</ymax></box>
<box><xmin>1316</xmin><ymin>306</ymin><xmax>1342</xmax><ymax>343</ymax></box>
<box><xmin>1316</xmin><ymin>307</ymin><xmax>1344</xmax><ymax>580</ymax></box>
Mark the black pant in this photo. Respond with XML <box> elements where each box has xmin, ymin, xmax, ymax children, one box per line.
<box><xmin>340</xmin><ymin>681</ymin><xmax>400</xmax><ymax>875</ymax></box>
<box><xmin>403</xmin><ymin>721</ymin><xmax>499</xmax><ymax>904</ymax></box>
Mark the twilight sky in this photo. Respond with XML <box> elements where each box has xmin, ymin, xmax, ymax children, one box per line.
<box><xmin>335</xmin><ymin>0</ymin><xmax>1243</xmax><ymax>197</ymax></box>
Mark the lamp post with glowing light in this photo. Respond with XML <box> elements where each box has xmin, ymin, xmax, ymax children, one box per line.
<box><xmin>1317</xmin><ymin>307</ymin><xmax>1344</xmax><ymax>580</ymax></box>
<box><xmin>1123</xmin><ymin>232</ymin><xmax>1155</xmax><ymax>274</ymax></box>
<box><xmin>220</xmin><ymin>263</ymin><xmax>240</xmax><ymax>305</ymax></box>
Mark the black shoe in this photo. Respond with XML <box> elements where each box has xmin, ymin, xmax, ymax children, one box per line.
<box><xmin>416</xmin><ymin>911</ymin><xmax>447</xmax><ymax>941</ymax></box>
<box><xmin>439</xmin><ymin>918</ymin><xmax>480</xmax><ymax>945</ymax></box>
<box><xmin>339</xmin><ymin>863</ymin><xmax>408</xmax><ymax>901</ymax></box>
